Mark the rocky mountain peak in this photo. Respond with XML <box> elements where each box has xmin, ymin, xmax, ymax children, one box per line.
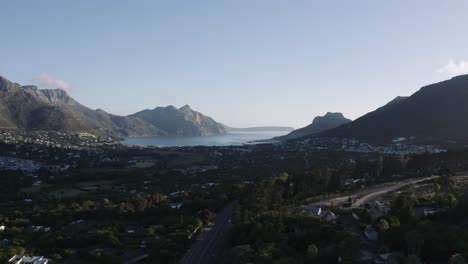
<box><xmin>319</xmin><ymin>112</ymin><xmax>346</xmax><ymax>120</ymax></box>
<box><xmin>0</xmin><ymin>76</ymin><xmax>18</xmax><ymax>91</ymax></box>
<box><xmin>276</xmin><ymin>112</ymin><xmax>351</xmax><ymax>141</ymax></box>
<box><xmin>180</xmin><ymin>105</ymin><xmax>192</xmax><ymax>111</ymax></box>
<box><xmin>40</xmin><ymin>89</ymin><xmax>75</xmax><ymax>105</ymax></box>
<box><xmin>0</xmin><ymin>75</ymin><xmax>226</xmax><ymax>138</ymax></box>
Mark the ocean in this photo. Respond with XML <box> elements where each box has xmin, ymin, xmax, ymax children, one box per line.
<box><xmin>122</xmin><ymin>130</ymin><xmax>288</xmax><ymax>147</ymax></box>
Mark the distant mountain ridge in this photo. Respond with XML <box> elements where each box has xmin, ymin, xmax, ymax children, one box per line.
<box><xmin>130</xmin><ymin>105</ymin><xmax>226</xmax><ymax>136</ymax></box>
<box><xmin>6</xmin><ymin>74</ymin><xmax>468</xmax><ymax>144</ymax></box>
<box><xmin>317</xmin><ymin>74</ymin><xmax>468</xmax><ymax>144</ymax></box>
<box><xmin>0</xmin><ymin>76</ymin><xmax>225</xmax><ymax>138</ymax></box>
<box><xmin>277</xmin><ymin>112</ymin><xmax>351</xmax><ymax>140</ymax></box>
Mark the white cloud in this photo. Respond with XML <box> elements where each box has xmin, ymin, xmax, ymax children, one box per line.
<box><xmin>437</xmin><ymin>59</ymin><xmax>468</xmax><ymax>76</ymax></box>
<box><xmin>32</xmin><ymin>73</ymin><xmax>71</xmax><ymax>90</ymax></box>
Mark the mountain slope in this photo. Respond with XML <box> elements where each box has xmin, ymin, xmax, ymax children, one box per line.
<box><xmin>130</xmin><ymin>105</ymin><xmax>226</xmax><ymax>136</ymax></box>
<box><xmin>0</xmin><ymin>77</ymin><xmax>164</xmax><ymax>137</ymax></box>
<box><xmin>277</xmin><ymin>112</ymin><xmax>351</xmax><ymax>140</ymax></box>
<box><xmin>320</xmin><ymin>75</ymin><xmax>468</xmax><ymax>143</ymax></box>
<box><xmin>0</xmin><ymin>76</ymin><xmax>225</xmax><ymax>138</ymax></box>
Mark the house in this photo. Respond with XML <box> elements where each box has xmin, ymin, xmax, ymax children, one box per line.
<box><xmin>364</xmin><ymin>225</ymin><xmax>378</xmax><ymax>241</ymax></box>
<box><xmin>126</xmin><ymin>225</ymin><xmax>144</xmax><ymax>234</ymax></box>
<box><xmin>322</xmin><ymin>209</ymin><xmax>337</xmax><ymax>222</ymax></box>
<box><xmin>169</xmin><ymin>191</ymin><xmax>184</xmax><ymax>196</ymax></box>
<box><xmin>415</xmin><ymin>206</ymin><xmax>440</xmax><ymax>218</ymax></box>
<box><xmin>170</xmin><ymin>202</ymin><xmax>183</xmax><ymax>210</ymax></box>
<box><xmin>302</xmin><ymin>207</ymin><xmax>336</xmax><ymax>222</ymax></box>
<box><xmin>303</xmin><ymin>206</ymin><xmax>322</xmax><ymax>216</ymax></box>
<box><xmin>374</xmin><ymin>200</ymin><xmax>388</xmax><ymax>213</ymax></box>
<box><xmin>122</xmin><ymin>249</ymin><xmax>149</xmax><ymax>264</ymax></box>
<box><xmin>359</xmin><ymin>250</ymin><xmax>375</xmax><ymax>262</ymax></box>
<box><xmin>32</xmin><ymin>181</ymin><xmax>42</xmax><ymax>187</ymax></box>
<box><xmin>8</xmin><ymin>255</ymin><xmax>49</xmax><ymax>264</ymax></box>
<box><xmin>0</xmin><ymin>239</ymin><xmax>10</xmax><ymax>248</ymax></box>
<box><xmin>423</xmin><ymin>208</ymin><xmax>439</xmax><ymax>216</ymax></box>
<box><xmin>375</xmin><ymin>253</ymin><xmax>393</xmax><ymax>264</ymax></box>
<box><xmin>29</xmin><ymin>226</ymin><xmax>51</xmax><ymax>233</ymax></box>
<box><xmin>352</xmin><ymin>212</ymin><xmax>360</xmax><ymax>221</ymax></box>
<box><xmin>201</xmin><ymin>182</ymin><xmax>219</xmax><ymax>189</ymax></box>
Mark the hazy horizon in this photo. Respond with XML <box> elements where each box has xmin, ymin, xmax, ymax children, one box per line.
<box><xmin>2</xmin><ymin>1</ymin><xmax>468</xmax><ymax>128</ymax></box>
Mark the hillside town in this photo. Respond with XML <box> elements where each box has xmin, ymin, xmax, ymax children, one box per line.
<box><xmin>0</xmin><ymin>130</ymin><xmax>115</xmax><ymax>149</ymax></box>
<box><xmin>0</xmin><ymin>127</ymin><xmax>467</xmax><ymax>263</ymax></box>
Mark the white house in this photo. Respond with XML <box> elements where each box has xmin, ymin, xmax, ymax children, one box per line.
<box><xmin>170</xmin><ymin>203</ymin><xmax>183</xmax><ymax>209</ymax></box>
<box><xmin>8</xmin><ymin>255</ymin><xmax>49</xmax><ymax>264</ymax></box>
<box><xmin>321</xmin><ymin>209</ymin><xmax>337</xmax><ymax>222</ymax></box>
<box><xmin>303</xmin><ymin>206</ymin><xmax>322</xmax><ymax>216</ymax></box>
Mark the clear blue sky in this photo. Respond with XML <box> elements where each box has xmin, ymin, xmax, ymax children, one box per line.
<box><xmin>1</xmin><ymin>1</ymin><xmax>468</xmax><ymax>128</ymax></box>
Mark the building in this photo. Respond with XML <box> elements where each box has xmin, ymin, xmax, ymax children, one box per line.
<box><xmin>364</xmin><ymin>225</ymin><xmax>378</xmax><ymax>241</ymax></box>
<box><xmin>303</xmin><ymin>206</ymin><xmax>322</xmax><ymax>216</ymax></box>
<box><xmin>302</xmin><ymin>207</ymin><xmax>337</xmax><ymax>222</ymax></box>
<box><xmin>8</xmin><ymin>255</ymin><xmax>49</xmax><ymax>264</ymax></box>
<box><xmin>415</xmin><ymin>206</ymin><xmax>440</xmax><ymax>218</ymax></box>
<box><xmin>322</xmin><ymin>209</ymin><xmax>337</xmax><ymax>222</ymax></box>
<box><xmin>170</xmin><ymin>202</ymin><xmax>183</xmax><ymax>209</ymax></box>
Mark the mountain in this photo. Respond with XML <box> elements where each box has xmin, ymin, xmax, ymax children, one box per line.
<box><xmin>319</xmin><ymin>75</ymin><xmax>468</xmax><ymax>143</ymax></box>
<box><xmin>0</xmin><ymin>76</ymin><xmax>225</xmax><ymax>138</ymax></box>
<box><xmin>0</xmin><ymin>76</ymin><xmax>163</xmax><ymax>137</ymax></box>
<box><xmin>276</xmin><ymin>112</ymin><xmax>351</xmax><ymax>140</ymax></box>
<box><xmin>223</xmin><ymin>125</ymin><xmax>294</xmax><ymax>132</ymax></box>
<box><xmin>130</xmin><ymin>105</ymin><xmax>226</xmax><ymax>136</ymax></box>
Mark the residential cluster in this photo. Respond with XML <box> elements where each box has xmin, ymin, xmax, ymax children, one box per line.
<box><xmin>0</xmin><ymin>129</ymin><xmax>115</xmax><ymax>149</ymax></box>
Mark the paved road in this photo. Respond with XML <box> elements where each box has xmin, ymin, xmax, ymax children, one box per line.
<box><xmin>311</xmin><ymin>175</ymin><xmax>440</xmax><ymax>209</ymax></box>
<box><xmin>179</xmin><ymin>201</ymin><xmax>236</xmax><ymax>264</ymax></box>
<box><xmin>351</xmin><ymin>175</ymin><xmax>439</xmax><ymax>208</ymax></box>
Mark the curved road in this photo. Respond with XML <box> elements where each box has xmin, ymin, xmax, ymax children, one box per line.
<box><xmin>311</xmin><ymin>175</ymin><xmax>440</xmax><ymax>209</ymax></box>
<box><xmin>179</xmin><ymin>201</ymin><xmax>236</xmax><ymax>264</ymax></box>
<box><xmin>351</xmin><ymin>175</ymin><xmax>439</xmax><ymax>208</ymax></box>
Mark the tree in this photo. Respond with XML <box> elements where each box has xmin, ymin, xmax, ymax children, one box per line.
<box><xmin>257</xmin><ymin>243</ymin><xmax>275</xmax><ymax>260</ymax></box>
<box><xmin>96</xmin><ymin>228</ymin><xmax>121</xmax><ymax>247</ymax></box>
<box><xmin>0</xmin><ymin>245</ymin><xmax>26</xmax><ymax>262</ymax></box>
<box><xmin>227</xmin><ymin>245</ymin><xmax>254</xmax><ymax>264</ymax></box>
<box><xmin>377</xmin><ymin>219</ymin><xmax>389</xmax><ymax>233</ymax></box>
<box><xmin>277</xmin><ymin>172</ymin><xmax>289</xmax><ymax>183</ymax></box>
<box><xmin>377</xmin><ymin>219</ymin><xmax>390</xmax><ymax>244</ymax></box>
<box><xmin>391</xmin><ymin>192</ymin><xmax>416</xmax><ymax>224</ymax></box>
<box><xmin>386</xmin><ymin>216</ymin><xmax>401</xmax><ymax>229</ymax></box>
<box><xmin>337</xmin><ymin>234</ymin><xmax>360</xmax><ymax>261</ymax></box>
<box><xmin>147</xmin><ymin>227</ymin><xmax>157</xmax><ymax>237</ymax></box>
<box><xmin>307</xmin><ymin>243</ymin><xmax>318</xmax><ymax>258</ymax></box>
<box><xmin>404</xmin><ymin>255</ymin><xmax>422</xmax><ymax>264</ymax></box>
<box><xmin>406</xmin><ymin>230</ymin><xmax>424</xmax><ymax>256</ymax></box>
<box><xmin>375</xmin><ymin>156</ymin><xmax>384</xmax><ymax>179</ymax></box>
